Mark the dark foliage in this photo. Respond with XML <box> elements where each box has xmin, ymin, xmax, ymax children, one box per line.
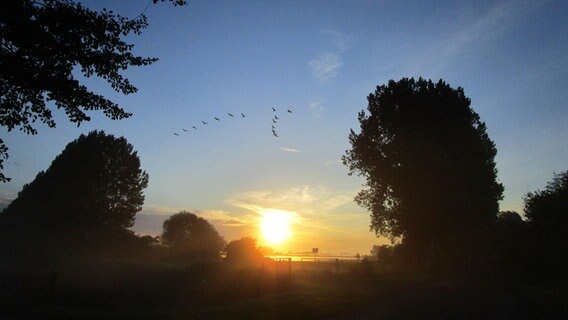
<box><xmin>0</xmin><ymin>0</ymin><xmax>185</xmax><ymax>182</ymax></box>
<box><xmin>162</xmin><ymin>211</ymin><xmax>225</xmax><ymax>259</ymax></box>
<box><xmin>224</xmin><ymin>237</ymin><xmax>264</xmax><ymax>266</ymax></box>
<box><xmin>343</xmin><ymin>78</ymin><xmax>504</xmax><ymax>268</ymax></box>
<box><xmin>371</xmin><ymin>244</ymin><xmax>394</xmax><ymax>263</ymax></box>
<box><xmin>524</xmin><ymin>171</ymin><xmax>568</xmax><ymax>280</ymax></box>
<box><xmin>493</xmin><ymin>211</ymin><xmax>527</xmax><ymax>273</ymax></box>
<box><xmin>0</xmin><ymin>130</ymin><xmax>148</xmax><ymax>256</ymax></box>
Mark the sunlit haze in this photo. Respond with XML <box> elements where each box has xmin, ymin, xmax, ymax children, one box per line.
<box><xmin>260</xmin><ymin>210</ymin><xmax>293</xmax><ymax>248</ymax></box>
<box><xmin>1</xmin><ymin>0</ymin><xmax>567</xmax><ymax>255</ymax></box>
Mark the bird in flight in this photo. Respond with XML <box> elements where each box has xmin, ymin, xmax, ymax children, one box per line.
<box><xmin>272</xmin><ymin>125</ymin><xmax>276</xmax><ymax>129</ymax></box>
<box><xmin>287</xmin><ymin>109</ymin><xmax>293</xmax><ymax>113</ymax></box>
<box><xmin>214</xmin><ymin>117</ymin><xmax>220</xmax><ymax>121</ymax></box>
<box><xmin>202</xmin><ymin>121</ymin><xmax>208</xmax><ymax>125</ymax></box>
<box><xmin>192</xmin><ymin>126</ymin><xmax>197</xmax><ymax>129</ymax></box>
<box><xmin>241</xmin><ymin>113</ymin><xmax>246</xmax><ymax>117</ymax></box>
<box><xmin>182</xmin><ymin>128</ymin><xmax>188</xmax><ymax>132</ymax></box>
<box><xmin>272</xmin><ymin>119</ymin><xmax>277</xmax><ymax>124</ymax></box>
<box><xmin>228</xmin><ymin>113</ymin><xmax>234</xmax><ymax>117</ymax></box>
<box><xmin>272</xmin><ymin>107</ymin><xmax>276</xmax><ymax>112</ymax></box>
<box><xmin>274</xmin><ymin>115</ymin><xmax>279</xmax><ymax>120</ymax></box>
<box><xmin>272</xmin><ymin>131</ymin><xmax>279</xmax><ymax>138</ymax></box>
<box><xmin>173</xmin><ymin>133</ymin><xmax>179</xmax><ymax>136</ymax></box>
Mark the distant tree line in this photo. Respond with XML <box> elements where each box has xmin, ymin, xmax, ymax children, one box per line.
<box><xmin>0</xmin><ymin>130</ymin><xmax>271</xmax><ymax>269</ymax></box>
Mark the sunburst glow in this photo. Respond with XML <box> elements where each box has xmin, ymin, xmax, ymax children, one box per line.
<box><xmin>260</xmin><ymin>210</ymin><xmax>293</xmax><ymax>245</ymax></box>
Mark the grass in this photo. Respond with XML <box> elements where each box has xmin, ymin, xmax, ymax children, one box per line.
<box><xmin>2</xmin><ymin>260</ymin><xmax>567</xmax><ymax>319</ymax></box>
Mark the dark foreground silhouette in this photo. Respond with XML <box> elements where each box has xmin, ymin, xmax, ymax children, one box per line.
<box><xmin>1</xmin><ymin>255</ymin><xmax>566</xmax><ymax>320</ymax></box>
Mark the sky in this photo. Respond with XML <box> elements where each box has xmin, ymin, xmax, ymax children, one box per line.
<box><xmin>1</xmin><ymin>0</ymin><xmax>567</xmax><ymax>254</ymax></box>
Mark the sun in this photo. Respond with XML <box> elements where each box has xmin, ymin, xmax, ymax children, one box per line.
<box><xmin>260</xmin><ymin>210</ymin><xmax>293</xmax><ymax>245</ymax></box>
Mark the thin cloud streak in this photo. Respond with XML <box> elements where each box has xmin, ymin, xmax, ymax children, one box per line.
<box><xmin>386</xmin><ymin>0</ymin><xmax>545</xmax><ymax>76</ymax></box>
<box><xmin>325</xmin><ymin>159</ymin><xmax>342</xmax><ymax>166</ymax></box>
<box><xmin>308</xmin><ymin>52</ymin><xmax>342</xmax><ymax>81</ymax></box>
<box><xmin>280</xmin><ymin>147</ymin><xmax>300</xmax><ymax>153</ymax></box>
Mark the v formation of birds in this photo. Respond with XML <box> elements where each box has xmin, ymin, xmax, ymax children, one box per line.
<box><xmin>173</xmin><ymin>107</ymin><xmax>293</xmax><ymax>138</ymax></box>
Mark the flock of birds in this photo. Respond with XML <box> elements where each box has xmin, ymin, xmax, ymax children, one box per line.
<box><xmin>173</xmin><ymin>107</ymin><xmax>293</xmax><ymax>138</ymax></box>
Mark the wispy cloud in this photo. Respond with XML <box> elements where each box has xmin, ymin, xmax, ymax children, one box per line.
<box><xmin>199</xmin><ymin>209</ymin><xmax>252</xmax><ymax>227</ymax></box>
<box><xmin>308</xmin><ymin>101</ymin><xmax>324</xmax><ymax>118</ymax></box>
<box><xmin>226</xmin><ymin>186</ymin><xmax>362</xmax><ymax>241</ymax></box>
<box><xmin>136</xmin><ymin>187</ymin><xmax>370</xmax><ymax>251</ymax></box>
<box><xmin>133</xmin><ymin>205</ymin><xmax>253</xmax><ymax>237</ymax></box>
<box><xmin>227</xmin><ymin>186</ymin><xmax>356</xmax><ymax>219</ymax></box>
<box><xmin>280</xmin><ymin>147</ymin><xmax>300</xmax><ymax>153</ymax></box>
<box><xmin>308</xmin><ymin>52</ymin><xmax>343</xmax><ymax>81</ymax></box>
<box><xmin>325</xmin><ymin>159</ymin><xmax>342</xmax><ymax>166</ymax></box>
<box><xmin>437</xmin><ymin>0</ymin><xmax>523</xmax><ymax>58</ymax></box>
<box><xmin>138</xmin><ymin>205</ymin><xmax>184</xmax><ymax>216</ymax></box>
<box><xmin>307</xmin><ymin>29</ymin><xmax>353</xmax><ymax>81</ymax></box>
<box><xmin>389</xmin><ymin>0</ymin><xmax>545</xmax><ymax>76</ymax></box>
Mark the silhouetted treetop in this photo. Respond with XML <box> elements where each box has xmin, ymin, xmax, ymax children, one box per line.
<box><xmin>523</xmin><ymin>171</ymin><xmax>568</xmax><ymax>279</ymax></box>
<box><xmin>0</xmin><ymin>130</ymin><xmax>148</xmax><ymax>248</ymax></box>
<box><xmin>224</xmin><ymin>237</ymin><xmax>265</xmax><ymax>266</ymax></box>
<box><xmin>162</xmin><ymin>211</ymin><xmax>225</xmax><ymax>258</ymax></box>
<box><xmin>524</xmin><ymin>171</ymin><xmax>568</xmax><ymax>228</ymax></box>
<box><xmin>343</xmin><ymin>78</ymin><xmax>503</xmax><ymax>265</ymax></box>
<box><xmin>0</xmin><ymin>0</ymin><xmax>185</xmax><ymax>182</ymax></box>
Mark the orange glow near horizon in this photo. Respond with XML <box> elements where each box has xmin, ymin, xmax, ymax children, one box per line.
<box><xmin>260</xmin><ymin>210</ymin><xmax>293</xmax><ymax>246</ymax></box>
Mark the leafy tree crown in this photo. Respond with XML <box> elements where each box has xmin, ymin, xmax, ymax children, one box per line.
<box><xmin>0</xmin><ymin>0</ymin><xmax>185</xmax><ymax>181</ymax></box>
<box><xmin>524</xmin><ymin>171</ymin><xmax>568</xmax><ymax>228</ymax></box>
<box><xmin>162</xmin><ymin>211</ymin><xmax>225</xmax><ymax>256</ymax></box>
<box><xmin>0</xmin><ymin>130</ymin><xmax>149</xmax><ymax>242</ymax></box>
<box><xmin>343</xmin><ymin>78</ymin><xmax>503</xmax><ymax>245</ymax></box>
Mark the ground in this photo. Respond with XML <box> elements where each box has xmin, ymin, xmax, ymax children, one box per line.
<box><xmin>1</xmin><ymin>260</ymin><xmax>567</xmax><ymax>319</ymax></box>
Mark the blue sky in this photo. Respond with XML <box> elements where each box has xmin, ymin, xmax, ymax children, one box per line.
<box><xmin>1</xmin><ymin>0</ymin><xmax>567</xmax><ymax>254</ymax></box>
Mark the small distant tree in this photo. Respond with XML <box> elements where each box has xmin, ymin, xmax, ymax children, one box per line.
<box><xmin>343</xmin><ymin>78</ymin><xmax>503</xmax><ymax>269</ymax></box>
<box><xmin>161</xmin><ymin>211</ymin><xmax>225</xmax><ymax>259</ymax></box>
<box><xmin>524</xmin><ymin>171</ymin><xmax>568</xmax><ymax>279</ymax></box>
<box><xmin>0</xmin><ymin>131</ymin><xmax>148</xmax><ymax>254</ymax></box>
<box><xmin>224</xmin><ymin>237</ymin><xmax>264</xmax><ymax>266</ymax></box>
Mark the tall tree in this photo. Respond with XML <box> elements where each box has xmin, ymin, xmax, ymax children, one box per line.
<box><xmin>162</xmin><ymin>211</ymin><xmax>225</xmax><ymax>259</ymax></box>
<box><xmin>343</xmin><ymin>78</ymin><xmax>503</xmax><ymax>267</ymax></box>
<box><xmin>0</xmin><ymin>130</ymin><xmax>148</xmax><ymax>252</ymax></box>
<box><xmin>524</xmin><ymin>171</ymin><xmax>568</xmax><ymax>278</ymax></box>
<box><xmin>0</xmin><ymin>0</ymin><xmax>185</xmax><ymax>182</ymax></box>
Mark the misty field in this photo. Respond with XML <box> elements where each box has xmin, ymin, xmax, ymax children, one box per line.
<box><xmin>2</xmin><ymin>258</ymin><xmax>566</xmax><ymax>319</ymax></box>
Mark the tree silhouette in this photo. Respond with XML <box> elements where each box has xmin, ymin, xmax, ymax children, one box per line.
<box><xmin>0</xmin><ymin>130</ymin><xmax>148</xmax><ymax>254</ymax></box>
<box><xmin>161</xmin><ymin>211</ymin><xmax>225</xmax><ymax>259</ymax></box>
<box><xmin>524</xmin><ymin>171</ymin><xmax>568</xmax><ymax>279</ymax></box>
<box><xmin>493</xmin><ymin>211</ymin><xmax>527</xmax><ymax>272</ymax></box>
<box><xmin>343</xmin><ymin>78</ymin><xmax>503</xmax><ymax>268</ymax></box>
<box><xmin>0</xmin><ymin>0</ymin><xmax>185</xmax><ymax>182</ymax></box>
<box><xmin>225</xmin><ymin>237</ymin><xmax>264</xmax><ymax>266</ymax></box>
